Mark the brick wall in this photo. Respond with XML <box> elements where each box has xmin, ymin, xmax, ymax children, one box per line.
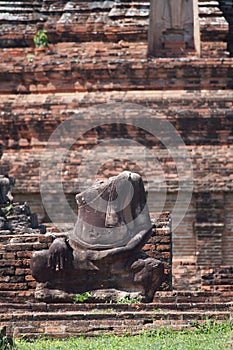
<box><xmin>0</xmin><ymin>1</ymin><xmax>229</xmax><ymax>58</ymax></box>
<box><xmin>0</xmin><ymin>234</ymin><xmax>51</xmax><ymax>302</ymax></box>
<box><xmin>1</xmin><ymin>45</ymin><xmax>233</xmax><ymax>94</ymax></box>
<box><xmin>1</xmin><ymin>91</ymin><xmax>232</xmax><ymax>291</ymax></box>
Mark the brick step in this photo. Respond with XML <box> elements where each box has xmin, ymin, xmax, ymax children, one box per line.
<box><xmin>201</xmin><ymin>41</ymin><xmax>228</xmax><ymax>57</ymax></box>
<box><xmin>0</xmin><ymin>0</ymin><xmax>224</xmax><ymax>17</ymax></box>
<box><xmin>0</xmin><ymin>290</ymin><xmax>232</xmax><ymax>304</ymax></box>
<box><xmin>0</xmin><ymin>1</ymin><xmax>37</xmax><ymax>7</ymax></box>
<box><xmin>0</xmin><ymin>7</ymin><xmax>36</xmax><ymax>12</ymax></box>
<box><xmin>0</xmin><ymin>23</ymin><xmax>228</xmax><ymax>50</ymax></box>
<box><xmin>199</xmin><ymin>6</ymin><xmax>223</xmax><ymax>17</ymax></box>
<box><xmin>0</xmin><ymin>14</ymin><xmax>40</xmax><ymax>23</ymax></box>
<box><xmin>1</xmin><ymin>308</ymin><xmax>232</xmax><ymax>337</ymax></box>
<box><xmin>154</xmin><ymin>291</ymin><xmax>233</xmax><ymax>303</ymax></box>
<box><xmin>1</xmin><ymin>89</ymin><xmax>233</xmax><ymax>108</ymax></box>
<box><xmin>40</xmin><ymin>0</ymin><xmax>225</xmax><ymax>15</ymax></box>
<box><xmin>1</xmin><ymin>301</ymin><xmax>233</xmax><ymax>312</ymax></box>
<box><xmin>204</xmin><ymin>277</ymin><xmax>233</xmax><ymax>284</ymax></box>
<box><xmin>1</xmin><ymin>46</ymin><xmax>233</xmax><ymax>92</ymax></box>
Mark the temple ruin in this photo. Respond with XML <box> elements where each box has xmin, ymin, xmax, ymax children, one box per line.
<box><xmin>0</xmin><ymin>0</ymin><xmax>232</xmax><ymax>338</ymax></box>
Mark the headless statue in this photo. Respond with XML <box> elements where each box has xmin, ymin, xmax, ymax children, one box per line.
<box><xmin>148</xmin><ymin>0</ymin><xmax>200</xmax><ymax>57</ymax></box>
<box><xmin>31</xmin><ymin>171</ymin><xmax>164</xmax><ymax>302</ymax></box>
<box><xmin>0</xmin><ymin>145</ymin><xmax>15</xmax><ymax>206</ymax></box>
<box><xmin>0</xmin><ymin>176</ymin><xmax>15</xmax><ymax>205</ymax></box>
<box><xmin>158</xmin><ymin>0</ymin><xmax>193</xmax><ymax>30</ymax></box>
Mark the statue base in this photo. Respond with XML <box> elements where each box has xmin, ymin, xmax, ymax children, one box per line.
<box><xmin>35</xmin><ymin>286</ymin><xmax>153</xmax><ymax>303</ymax></box>
<box><xmin>32</xmin><ymin>242</ymin><xmax>164</xmax><ymax>303</ymax></box>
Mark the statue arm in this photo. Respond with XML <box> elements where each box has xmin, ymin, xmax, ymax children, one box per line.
<box><xmin>48</xmin><ymin>237</ymin><xmax>73</xmax><ymax>271</ymax></box>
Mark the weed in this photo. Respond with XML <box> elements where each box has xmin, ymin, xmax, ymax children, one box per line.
<box><xmin>191</xmin><ymin>317</ymin><xmax>233</xmax><ymax>334</ymax></box>
<box><xmin>33</xmin><ymin>30</ymin><xmax>49</xmax><ymax>48</ymax></box>
<box><xmin>90</xmin><ymin>308</ymin><xmax>114</xmax><ymax>313</ymax></box>
<box><xmin>73</xmin><ymin>292</ymin><xmax>91</xmax><ymax>303</ymax></box>
<box><xmin>4</xmin><ymin>204</ymin><xmax>13</xmax><ymax>217</ymax></box>
<box><xmin>116</xmin><ymin>297</ymin><xmax>141</xmax><ymax>304</ymax></box>
<box><xmin>27</xmin><ymin>54</ymin><xmax>35</xmax><ymax>63</ymax></box>
<box><xmin>70</xmin><ymin>56</ymin><xmax>80</xmax><ymax>63</ymax></box>
<box><xmin>153</xmin><ymin>308</ymin><xmax>162</xmax><ymax>312</ymax></box>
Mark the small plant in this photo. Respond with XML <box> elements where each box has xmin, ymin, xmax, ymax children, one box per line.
<box><xmin>116</xmin><ymin>297</ymin><xmax>140</xmax><ymax>304</ymax></box>
<box><xmin>153</xmin><ymin>308</ymin><xmax>162</xmax><ymax>312</ymax></box>
<box><xmin>5</xmin><ymin>204</ymin><xmax>13</xmax><ymax>217</ymax></box>
<box><xmin>70</xmin><ymin>56</ymin><xmax>80</xmax><ymax>63</ymax></box>
<box><xmin>73</xmin><ymin>291</ymin><xmax>91</xmax><ymax>303</ymax></box>
<box><xmin>27</xmin><ymin>54</ymin><xmax>35</xmax><ymax>62</ymax></box>
<box><xmin>33</xmin><ymin>29</ymin><xmax>49</xmax><ymax>48</ymax></box>
<box><xmin>90</xmin><ymin>308</ymin><xmax>114</xmax><ymax>313</ymax></box>
<box><xmin>0</xmin><ymin>327</ymin><xmax>14</xmax><ymax>349</ymax></box>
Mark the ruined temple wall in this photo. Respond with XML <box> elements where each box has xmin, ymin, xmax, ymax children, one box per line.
<box><xmin>0</xmin><ymin>234</ymin><xmax>51</xmax><ymax>302</ymax></box>
<box><xmin>0</xmin><ymin>91</ymin><xmax>232</xmax><ymax>151</ymax></box>
<box><xmin>0</xmin><ymin>1</ymin><xmax>232</xmax><ymax>293</ymax></box>
<box><xmin>1</xmin><ymin>47</ymin><xmax>233</xmax><ymax>94</ymax></box>
<box><xmin>173</xmin><ymin>191</ymin><xmax>233</xmax><ymax>291</ymax></box>
<box><xmin>0</xmin><ymin>0</ymin><xmax>228</xmax><ymax>59</ymax></box>
<box><xmin>0</xmin><ymin>91</ymin><xmax>232</xmax><ymax>197</ymax></box>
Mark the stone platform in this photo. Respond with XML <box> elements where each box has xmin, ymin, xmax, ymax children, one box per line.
<box><xmin>0</xmin><ymin>291</ymin><xmax>232</xmax><ymax>338</ymax></box>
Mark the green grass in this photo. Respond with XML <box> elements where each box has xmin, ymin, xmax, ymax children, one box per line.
<box><xmin>15</xmin><ymin>322</ymin><xmax>233</xmax><ymax>350</ymax></box>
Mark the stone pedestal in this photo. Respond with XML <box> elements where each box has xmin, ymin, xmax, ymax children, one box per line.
<box><xmin>148</xmin><ymin>0</ymin><xmax>200</xmax><ymax>57</ymax></box>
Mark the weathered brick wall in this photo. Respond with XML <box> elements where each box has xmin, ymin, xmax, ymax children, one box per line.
<box><xmin>172</xmin><ymin>191</ymin><xmax>233</xmax><ymax>291</ymax></box>
<box><xmin>0</xmin><ymin>92</ymin><xmax>232</xmax><ymax>194</ymax></box>
<box><xmin>0</xmin><ymin>91</ymin><xmax>232</xmax><ymax>291</ymax></box>
<box><xmin>1</xmin><ymin>45</ymin><xmax>233</xmax><ymax>94</ymax></box>
<box><xmin>0</xmin><ymin>1</ymin><xmax>228</xmax><ymax>48</ymax></box>
<box><xmin>149</xmin><ymin>213</ymin><xmax>172</xmax><ymax>290</ymax></box>
<box><xmin>0</xmin><ymin>234</ymin><xmax>51</xmax><ymax>302</ymax></box>
<box><xmin>201</xmin><ymin>266</ymin><xmax>233</xmax><ymax>291</ymax></box>
<box><xmin>0</xmin><ymin>91</ymin><xmax>233</xmax><ymax>152</ymax></box>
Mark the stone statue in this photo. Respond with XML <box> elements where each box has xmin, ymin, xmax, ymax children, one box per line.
<box><xmin>0</xmin><ymin>176</ymin><xmax>15</xmax><ymax>205</ymax></box>
<box><xmin>148</xmin><ymin>0</ymin><xmax>200</xmax><ymax>57</ymax></box>
<box><xmin>162</xmin><ymin>0</ymin><xmax>187</xmax><ymax>29</ymax></box>
<box><xmin>0</xmin><ymin>145</ymin><xmax>15</xmax><ymax>205</ymax></box>
<box><xmin>31</xmin><ymin>171</ymin><xmax>164</xmax><ymax>302</ymax></box>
